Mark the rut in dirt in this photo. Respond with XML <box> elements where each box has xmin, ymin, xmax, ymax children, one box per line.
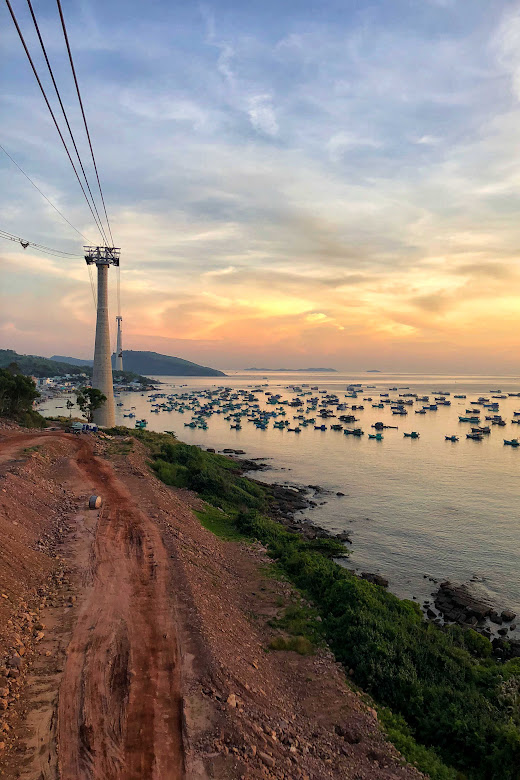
<box><xmin>55</xmin><ymin>438</ymin><xmax>185</xmax><ymax>780</ymax></box>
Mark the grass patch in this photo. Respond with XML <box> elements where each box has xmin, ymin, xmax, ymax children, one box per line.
<box><xmin>194</xmin><ymin>506</ymin><xmax>245</xmax><ymax>541</ymax></box>
<box><xmin>18</xmin><ymin>409</ymin><xmax>48</xmax><ymax>428</ymax></box>
<box><xmin>269</xmin><ymin>635</ymin><xmax>315</xmax><ymax>655</ymax></box>
<box><xmin>269</xmin><ymin>602</ymin><xmax>323</xmax><ymax>646</ymax></box>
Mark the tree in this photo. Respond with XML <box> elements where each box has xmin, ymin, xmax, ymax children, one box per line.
<box><xmin>0</xmin><ymin>368</ymin><xmax>39</xmax><ymax>418</ymax></box>
<box><xmin>66</xmin><ymin>399</ymin><xmax>74</xmax><ymax>418</ymax></box>
<box><xmin>75</xmin><ymin>387</ymin><xmax>107</xmax><ymax>423</ymax></box>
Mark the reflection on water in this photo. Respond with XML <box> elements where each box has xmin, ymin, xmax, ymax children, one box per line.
<box><xmin>44</xmin><ymin>372</ymin><xmax>520</xmax><ymax>618</ymax></box>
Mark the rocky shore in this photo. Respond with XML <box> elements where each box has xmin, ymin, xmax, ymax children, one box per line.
<box><xmin>432</xmin><ymin>581</ymin><xmax>519</xmax><ymax>657</ymax></box>
<box><xmin>221</xmin><ymin>449</ymin><xmax>519</xmax><ymax>654</ymax></box>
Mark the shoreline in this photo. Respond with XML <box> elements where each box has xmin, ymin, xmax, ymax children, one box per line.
<box><xmin>221</xmin><ymin>448</ymin><xmax>519</xmax><ymax>653</ymax></box>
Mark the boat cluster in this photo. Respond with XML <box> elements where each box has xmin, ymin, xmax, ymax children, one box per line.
<box><xmin>133</xmin><ymin>385</ymin><xmax>520</xmax><ymax>447</ymax></box>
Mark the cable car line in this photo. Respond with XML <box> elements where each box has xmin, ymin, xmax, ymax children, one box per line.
<box><xmin>0</xmin><ymin>143</ymin><xmax>94</xmax><ymax>244</ymax></box>
<box><xmin>56</xmin><ymin>0</ymin><xmax>115</xmax><ymax>247</ymax></box>
<box><xmin>4</xmin><ymin>0</ymin><xmax>108</xmax><ymax>245</ymax></box>
<box><xmin>26</xmin><ymin>0</ymin><xmax>109</xmax><ymax>245</ymax></box>
<box><xmin>0</xmin><ymin>228</ymin><xmax>83</xmax><ymax>258</ymax></box>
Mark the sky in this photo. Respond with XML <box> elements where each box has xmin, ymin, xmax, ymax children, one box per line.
<box><xmin>2</xmin><ymin>0</ymin><xmax>520</xmax><ymax>372</ymax></box>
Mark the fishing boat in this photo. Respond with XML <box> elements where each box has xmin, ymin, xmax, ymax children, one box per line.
<box><xmin>404</xmin><ymin>431</ymin><xmax>420</xmax><ymax>438</ymax></box>
<box><xmin>368</xmin><ymin>433</ymin><xmax>383</xmax><ymax>440</ymax></box>
<box><xmin>504</xmin><ymin>439</ymin><xmax>520</xmax><ymax>447</ymax></box>
<box><xmin>466</xmin><ymin>432</ymin><xmax>483</xmax><ymax>440</ymax></box>
<box><xmin>445</xmin><ymin>435</ymin><xmax>458</xmax><ymax>442</ymax></box>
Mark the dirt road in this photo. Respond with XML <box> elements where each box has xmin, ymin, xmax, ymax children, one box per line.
<box><xmin>0</xmin><ymin>426</ymin><xmax>425</xmax><ymax>780</ymax></box>
<box><xmin>0</xmin><ymin>431</ymin><xmax>184</xmax><ymax>780</ymax></box>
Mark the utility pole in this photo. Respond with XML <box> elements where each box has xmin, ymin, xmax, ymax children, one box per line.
<box><xmin>85</xmin><ymin>246</ymin><xmax>120</xmax><ymax>427</ymax></box>
<box><xmin>115</xmin><ymin>316</ymin><xmax>123</xmax><ymax>371</ymax></box>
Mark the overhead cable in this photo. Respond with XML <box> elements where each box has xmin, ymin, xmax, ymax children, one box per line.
<box><xmin>0</xmin><ymin>227</ymin><xmax>83</xmax><ymax>258</ymax></box>
<box><xmin>0</xmin><ymin>143</ymin><xmax>94</xmax><ymax>243</ymax></box>
<box><xmin>25</xmin><ymin>0</ymin><xmax>108</xmax><ymax>245</ymax></box>
<box><xmin>4</xmin><ymin>0</ymin><xmax>108</xmax><ymax>244</ymax></box>
<box><xmin>56</xmin><ymin>0</ymin><xmax>115</xmax><ymax>246</ymax></box>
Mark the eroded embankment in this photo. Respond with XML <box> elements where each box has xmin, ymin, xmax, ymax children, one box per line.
<box><xmin>0</xmin><ymin>424</ymin><xmax>423</xmax><ymax>779</ymax></box>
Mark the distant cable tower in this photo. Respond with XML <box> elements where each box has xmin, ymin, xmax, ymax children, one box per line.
<box><xmin>115</xmin><ymin>316</ymin><xmax>123</xmax><ymax>371</ymax></box>
<box><xmin>85</xmin><ymin>246</ymin><xmax>120</xmax><ymax>426</ymax></box>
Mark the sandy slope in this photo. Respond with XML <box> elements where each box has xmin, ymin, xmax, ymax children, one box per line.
<box><xmin>0</xmin><ymin>425</ymin><xmax>423</xmax><ymax>779</ymax></box>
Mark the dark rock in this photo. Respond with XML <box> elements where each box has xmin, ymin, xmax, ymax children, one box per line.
<box><xmin>498</xmin><ymin>628</ymin><xmax>508</xmax><ymax>636</ymax></box>
<box><xmin>490</xmin><ymin>612</ymin><xmax>503</xmax><ymax>625</ymax></box>
<box><xmin>335</xmin><ymin>531</ymin><xmax>351</xmax><ymax>543</ymax></box>
<box><xmin>433</xmin><ymin>582</ymin><xmax>493</xmax><ymax>625</ymax></box>
<box><xmin>501</xmin><ymin>610</ymin><xmax>516</xmax><ymax>622</ymax></box>
<box><xmin>360</xmin><ymin>572</ymin><xmax>389</xmax><ymax>588</ymax></box>
<box><xmin>336</xmin><ymin>492</ymin><xmax>345</xmax><ymax>497</ymax></box>
<box><xmin>426</xmin><ymin>608</ymin><xmax>436</xmax><ymax>619</ymax></box>
<box><xmin>341</xmin><ymin>726</ymin><xmax>362</xmax><ymax>744</ymax></box>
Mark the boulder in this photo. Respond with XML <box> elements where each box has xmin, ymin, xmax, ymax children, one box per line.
<box><xmin>501</xmin><ymin>610</ymin><xmax>517</xmax><ymax>622</ymax></box>
<box><xmin>360</xmin><ymin>572</ymin><xmax>389</xmax><ymax>588</ymax></box>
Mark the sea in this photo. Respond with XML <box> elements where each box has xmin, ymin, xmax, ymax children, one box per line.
<box><xmin>42</xmin><ymin>372</ymin><xmax>520</xmax><ymax>627</ymax></box>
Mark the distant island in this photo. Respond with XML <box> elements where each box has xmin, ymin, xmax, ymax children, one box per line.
<box><xmin>53</xmin><ymin>350</ymin><xmax>226</xmax><ymax>377</ymax></box>
<box><xmin>366</xmin><ymin>369</ymin><xmax>381</xmax><ymax>373</ymax></box>
<box><xmin>244</xmin><ymin>367</ymin><xmax>337</xmax><ymax>372</ymax></box>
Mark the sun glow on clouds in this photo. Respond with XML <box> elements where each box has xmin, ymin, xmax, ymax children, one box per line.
<box><xmin>2</xmin><ymin>0</ymin><xmax>520</xmax><ymax>371</ymax></box>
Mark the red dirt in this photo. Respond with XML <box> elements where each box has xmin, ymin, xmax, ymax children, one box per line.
<box><xmin>0</xmin><ymin>425</ymin><xmax>425</xmax><ymax>779</ymax></box>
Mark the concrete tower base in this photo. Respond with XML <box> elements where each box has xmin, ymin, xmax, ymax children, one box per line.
<box><xmin>92</xmin><ymin>263</ymin><xmax>115</xmax><ymax>427</ymax></box>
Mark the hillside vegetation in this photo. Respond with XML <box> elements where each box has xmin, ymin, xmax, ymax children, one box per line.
<box><xmin>1</xmin><ymin>349</ymin><xmax>153</xmax><ymax>386</ymax></box>
<box><xmin>110</xmin><ymin>350</ymin><xmax>226</xmax><ymax>376</ymax></box>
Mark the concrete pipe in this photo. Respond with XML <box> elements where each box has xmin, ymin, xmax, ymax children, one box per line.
<box><xmin>89</xmin><ymin>495</ymin><xmax>102</xmax><ymax>510</ymax></box>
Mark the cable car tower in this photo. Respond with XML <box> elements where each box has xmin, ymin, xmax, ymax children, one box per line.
<box><xmin>85</xmin><ymin>246</ymin><xmax>120</xmax><ymax>426</ymax></box>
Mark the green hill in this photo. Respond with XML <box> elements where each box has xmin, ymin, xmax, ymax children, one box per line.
<box><xmin>114</xmin><ymin>351</ymin><xmax>226</xmax><ymax>376</ymax></box>
<box><xmin>1</xmin><ymin>349</ymin><xmax>153</xmax><ymax>386</ymax></box>
<box><xmin>0</xmin><ymin>350</ymin><xmax>87</xmax><ymax>378</ymax></box>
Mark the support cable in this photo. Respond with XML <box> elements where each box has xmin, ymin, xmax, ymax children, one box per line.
<box><xmin>25</xmin><ymin>0</ymin><xmax>108</xmax><ymax>246</ymax></box>
<box><xmin>87</xmin><ymin>262</ymin><xmax>97</xmax><ymax>308</ymax></box>
<box><xmin>0</xmin><ymin>143</ymin><xmax>94</xmax><ymax>243</ymax></box>
<box><xmin>56</xmin><ymin>0</ymin><xmax>115</xmax><ymax>246</ymax></box>
<box><xmin>4</xmin><ymin>0</ymin><xmax>108</xmax><ymax>244</ymax></box>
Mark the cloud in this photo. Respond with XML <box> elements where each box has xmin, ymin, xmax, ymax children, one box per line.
<box><xmin>247</xmin><ymin>94</ymin><xmax>278</xmax><ymax>136</ymax></box>
<box><xmin>3</xmin><ymin>0</ymin><xmax>520</xmax><ymax>371</ymax></box>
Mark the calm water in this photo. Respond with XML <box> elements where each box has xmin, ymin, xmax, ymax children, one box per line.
<box><xmin>44</xmin><ymin>372</ymin><xmax>520</xmax><ymax>623</ymax></box>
